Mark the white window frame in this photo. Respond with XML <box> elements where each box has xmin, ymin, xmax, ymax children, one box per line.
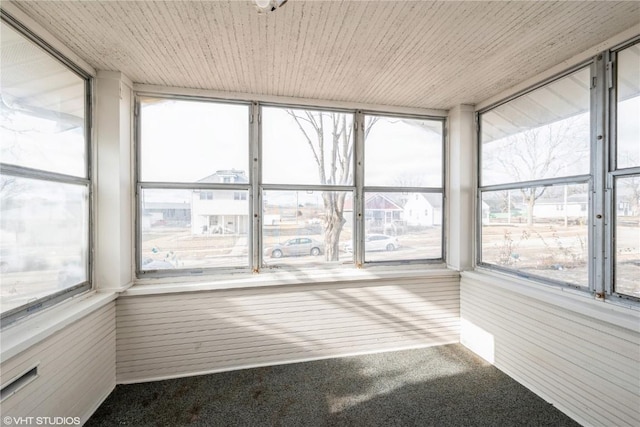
<box><xmin>135</xmin><ymin>94</ymin><xmax>253</xmax><ymax>277</ymax></box>
<box><xmin>476</xmin><ymin>37</ymin><xmax>640</xmax><ymax>304</ymax></box>
<box><xmin>135</xmin><ymin>97</ymin><xmax>447</xmax><ymax>278</ymax></box>
<box><xmin>607</xmin><ymin>38</ymin><xmax>640</xmax><ymax>301</ymax></box>
<box><xmin>0</xmin><ymin>12</ymin><xmax>93</xmax><ymax>325</ymax></box>
<box><xmin>360</xmin><ymin>112</ymin><xmax>446</xmax><ymax>266</ymax></box>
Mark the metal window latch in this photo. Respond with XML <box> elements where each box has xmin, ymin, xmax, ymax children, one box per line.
<box><xmin>606</xmin><ymin>62</ymin><xmax>613</xmax><ymax>89</ymax></box>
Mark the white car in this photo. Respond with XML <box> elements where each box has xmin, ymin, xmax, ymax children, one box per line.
<box><xmin>343</xmin><ymin>234</ymin><xmax>400</xmax><ymax>252</ymax></box>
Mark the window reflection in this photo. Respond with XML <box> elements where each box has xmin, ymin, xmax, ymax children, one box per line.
<box><xmin>481</xmin><ymin>184</ymin><xmax>589</xmax><ymax>287</ymax></box>
<box><xmin>615</xmin><ymin>176</ymin><xmax>640</xmax><ymax>298</ymax></box>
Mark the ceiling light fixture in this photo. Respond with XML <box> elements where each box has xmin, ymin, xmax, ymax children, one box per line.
<box><xmin>254</xmin><ymin>0</ymin><xmax>288</xmax><ymax>13</ymax></box>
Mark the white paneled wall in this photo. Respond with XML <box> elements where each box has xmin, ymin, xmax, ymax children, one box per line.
<box><xmin>0</xmin><ymin>302</ymin><xmax>116</xmax><ymax>424</ymax></box>
<box><xmin>117</xmin><ymin>274</ymin><xmax>460</xmax><ymax>383</ymax></box>
<box><xmin>460</xmin><ymin>272</ymin><xmax>640</xmax><ymax>427</ymax></box>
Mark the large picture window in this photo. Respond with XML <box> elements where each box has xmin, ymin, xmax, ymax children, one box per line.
<box><xmin>478</xmin><ymin>38</ymin><xmax>640</xmax><ymax>303</ymax></box>
<box><xmin>478</xmin><ymin>67</ymin><xmax>591</xmax><ymax>288</ymax></box>
<box><xmin>262</xmin><ymin>107</ymin><xmax>355</xmax><ymax>267</ymax></box>
<box><xmin>136</xmin><ymin>101</ymin><xmax>445</xmax><ymax>275</ymax></box>
<box><xmin>0</xmin><ymin>17</ymin><xmax>91</xmax><ymax>322</ymax></box>
<box><xmin>137</xmin><ymin>97</ymin><xmax>250</xmax><ymax>273</ymax></box>
<box><xmin>363</xmin><ymin>115</ymin><xmax>444</xmax><ymax>263</ymax></box>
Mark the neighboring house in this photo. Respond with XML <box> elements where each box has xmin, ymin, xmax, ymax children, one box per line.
<box><xmin>403</xmin><ymin>193</ymin><xmax>443</xmax><ymax>227</ymax></box>
<box><xmin>365</xmin><ymin>193</ymin><xmax>404</xmax><ymax>226</ymax></box>
<box><xmin>142</xmin><ymin>202</ymin><xmax>191</xmax><ymax>229</ymax></box>
<box><xmin>532</xmin><ymin>192</ymin><xmax>637</xmax><ymax>220</ymax></box>
<box><xmin>343</xmin><ymin>193</ymin><xmax>404</xmax><ymax>231</ymax></box>
<box><xmin>345</xmin><ymin>193</ymin><xmax>444</xmax><ymax>231</ymax></box>
<box><xmin>531</xmin><ymin>194</ymin><xmax>587</xmax><ymax>219</ymax></box>
<box><xmin>191</xmin><ymin>170</ymin><xmax>249</xmax><ymax>235</ymax></box>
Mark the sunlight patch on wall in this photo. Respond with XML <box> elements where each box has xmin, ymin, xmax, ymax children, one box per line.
<box><xmin>460</xmin><ymin>317</ymin><xmax>495</xmax><ymax>364</ymax></box>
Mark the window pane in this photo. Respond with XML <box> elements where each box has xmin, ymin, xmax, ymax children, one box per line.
<box><xmin>140</xmin><ymin>189</ymin><xmax>248</xmax><ymax>271</ymax></box>
<box><xmin>365</xmin><ymin>116</ymin><xmax>442</xmax><ymax>187</ymax></box>
<box><xmin>1</xmin><ymin>176</ymin><xmax>88</xmax><ymax>314</ymax></box>
<box><xmin>617</xmin><ymin>44</ymin><xmax>640</xmax><ymax>169</ymax></box>
<box><xmin>139</xmin><ymin>98</ymin><xmax>249</xmax><ymax>183</ymax></box>
<box><xmin>0</xmin><ymin>22</ymin><xmax>87</xmax><ymax>177</ymax></box>
<box><xmin>262</xmin><ymin>107</ymin><xmax>354</xmax><ymax>185</ymax></box>
<box><xmin>480</xmin><ymin>184</ymin><xmax>589</xmax><ymax>287</ymax></box>
<box><xmin>263</xmin><ymin>190</ymin><xmax>353</xmax><ymax>266</ymax></box>
<box><xmin>363</xmin><ymin>192</ymin><xmax>442</xmax><ymax>262</ymax></box>
<box><xmin>481</xmin><ymin>68</ymin><xmax>590</xmax><ymax>186</ymax></box>
<box><xmin>615</xmin><ymin>176</ymin><xmax>640</xmax><ymax>297</ymax></box>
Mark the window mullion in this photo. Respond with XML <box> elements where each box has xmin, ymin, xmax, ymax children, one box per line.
<box><xmin>592</xmin><ymin>55</ymin><xmax>608</xmax><ymax>298</ymax></box>
<box><xmin>250</xmin><ymin>102</ymin><xmax>261</xmax><ymax>272</ymax></box>
<box><xmin>354</xmin><ymin>110</ymin><xmax>365</xmax><ymax>267</ymax></box>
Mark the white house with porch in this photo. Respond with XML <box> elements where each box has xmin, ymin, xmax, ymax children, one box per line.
<box><xmin>190</xmin><ymin>170</ymin><xmax>249</xmax><ymax>235</ymax></box>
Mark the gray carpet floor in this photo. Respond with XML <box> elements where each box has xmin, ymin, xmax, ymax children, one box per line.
<box><xmin>87</xmin><ymin>344</ymin><xmax>580</xmax><ymax>427</ymax></box>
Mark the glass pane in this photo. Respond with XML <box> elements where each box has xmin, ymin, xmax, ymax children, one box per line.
<box><xmin>481</xmin><ymin>68</ymin><xmax>590</xmax><ymax>186</ymax></box>
<box><xmin>617</xmin><ymin>44</ymin><xmax>640</xmax><ymax>169</ymax></box>
<box><xmin>1</xmin><ymin>176</ymin><xmax>88</xmax><ymax>314</ymax></box>
<box><xmin>139</xmin><ymin>98</ymin><xmax>249</xmax><ymax>183</ymax></box>
<box><xmin>365</xmin><ymin>116</ymin><xmax>443</xmax><ymax>187</ymax></box>
<box><xmin>263</xmin><ymin>190</ymin><xmax>353</xmax><ymax>266</ymax></box>
<box><xmin>480</xmin><ymin>184</ymin><xmax>589</xmax><ymax>287</ymax></box>
<box><xmin>140</xmin><ymin>189</ymin><xmax>249</xmax><ymax>271</ymax></box>
<box><xmin>0</xmin><ymin>22</ymin><xmax>87</xmax><ymax>177</ymax></box>
<box><xmin>615</xmin><ymin>176</ymin><xmax>640</xmax><ymax>297</ymax></box>
<box><xmin>262</xmin><ymin>107</ymin><xmax>354</xmax><ymax>185</ymax></box>
<box><xmin>363</xmin><ymin>192</ymin><xmax>442</xmax><ymax>262</ymax></box>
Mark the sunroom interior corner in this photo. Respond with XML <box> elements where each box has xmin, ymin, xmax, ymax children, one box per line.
<box><xmin>0</xmin><ymin>2</ymin><xmax>638</xmax><ymax>427</ymax></box>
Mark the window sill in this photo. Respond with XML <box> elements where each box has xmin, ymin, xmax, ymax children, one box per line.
<box><xmin>462</xmin><ymin>269</ymin><xmax>640</xmax><ymax>332</ymax></box>
<box><xmin>0</xmin><ymin>291</ymin><xmax>117</xmax><ymax>363</ymax></box>
<box><xmin>126</xmin><ymin>264</ymin><xmax>458</xmax><ymax>296</ymax></box>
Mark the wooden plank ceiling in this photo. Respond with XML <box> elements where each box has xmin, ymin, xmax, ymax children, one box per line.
<box><xmin>8</xmin><ymin>0</ymin><xmax>640</xmax><ymax>110</ymax></box>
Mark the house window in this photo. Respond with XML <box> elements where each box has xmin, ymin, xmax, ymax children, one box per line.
<box><xmin>137</xmin><ymin>97</ymin><xmax>250</xmax><ymax>274</ymax></box>
<box><xmin>137</xmin><ymin>100</ymin><xmax>446</xmax><ymax>274</ymax></box>
<box><xmin>478</xmin><ymin>40</ymin><xmax>639</xmax><ymax>302</ymax></box>
<box><xmin>0</xmin><ymin>17</ymin><xmax>91</xmax><ymax>323</ymax></box>
<box><xmin>478</xmin><ymin>66</ymin><xmax>591</xmax><ymax>288</ymax></box>
<box><xmin>261</xmin><ymin>106</ymin><xmax>355</xmax><ymax>267</ymax></box>
<box><xmin>363</xmin><ymin>115</ymin><xmax>444</xmax><ymax>263</ymax></box>
<box><xmin>612</xmin><ymin>42</ymin><xmax>640</xmax><ymax>299</ymax></box>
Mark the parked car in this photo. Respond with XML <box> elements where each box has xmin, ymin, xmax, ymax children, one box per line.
<box><xmin>343</xmin><ymin>234</ymin><xmax>400</xmax><ymax>253</ymax></box>
<box><xmin>265</xmin><ymin>237</ymin><xmax>323</xmax><ymax>258</ymax></box>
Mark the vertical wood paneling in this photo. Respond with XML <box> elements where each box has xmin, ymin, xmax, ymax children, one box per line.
<box><xmin>0</xmin><ymin>303</ymin><xmax>116</xmax><ymax>424</ymax></box>
<box><xmin>116</xmin><ymin>276</ymin><xmax>460</xmax><ymax>383</ymax></box>
<box><xmin>460</xmin><ymin>274</ymin><xmax>640</xmax><ymax>427</ymax></box>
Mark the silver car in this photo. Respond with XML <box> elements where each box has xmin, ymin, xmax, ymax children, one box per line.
<box><xmin>265</xmin><ymin>237</ymin><xmax>324</xmax><ymax>258</ymax></box>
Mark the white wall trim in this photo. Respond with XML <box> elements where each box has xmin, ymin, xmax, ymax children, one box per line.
<box><xmin>117</xmin><ymin>342</ymin><xmax>444</xmax><ymax>385</ymax></box>
<box><xmin>126</xmin><ymin>266</ymin><xmax>458</xmax><ymax>296</ymax></box>
<box><xmin>134</xmin><ymin>83</ymin><xmax>448</xmax><ymax>118</ymax></box>
<box><xmin>94</xmin><ymin>71</ymin><xmax>134</xmax><ymax>293</ymax></box>
<box><xmin>97</xmin><ymin>70</ymin><xmax>134</xmax><ymax>91</ymax></box>
<box><xmin>462</xmin><ymin>270</ymin><xmax>639</xmax><ymax>331</ymax></box>
<box><xmin>446</xmin><ymin>104</ymin><xmax>475</xmax><ymax>271</ymax></box>
<box><xmin>0</xmin><ymin>292</ymin><xmax>117</xmax><ymax>363</ymax></box>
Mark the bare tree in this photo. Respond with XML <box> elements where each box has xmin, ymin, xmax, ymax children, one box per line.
<box><xmin>489</xmin><ymin>116</ymin><xmax>588</xmax><ymax>225</ymax></box>
<box><xmin>286</xmin><ymin>111</ymin><xmax>378</xmax><ymax>260</ymax></box>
